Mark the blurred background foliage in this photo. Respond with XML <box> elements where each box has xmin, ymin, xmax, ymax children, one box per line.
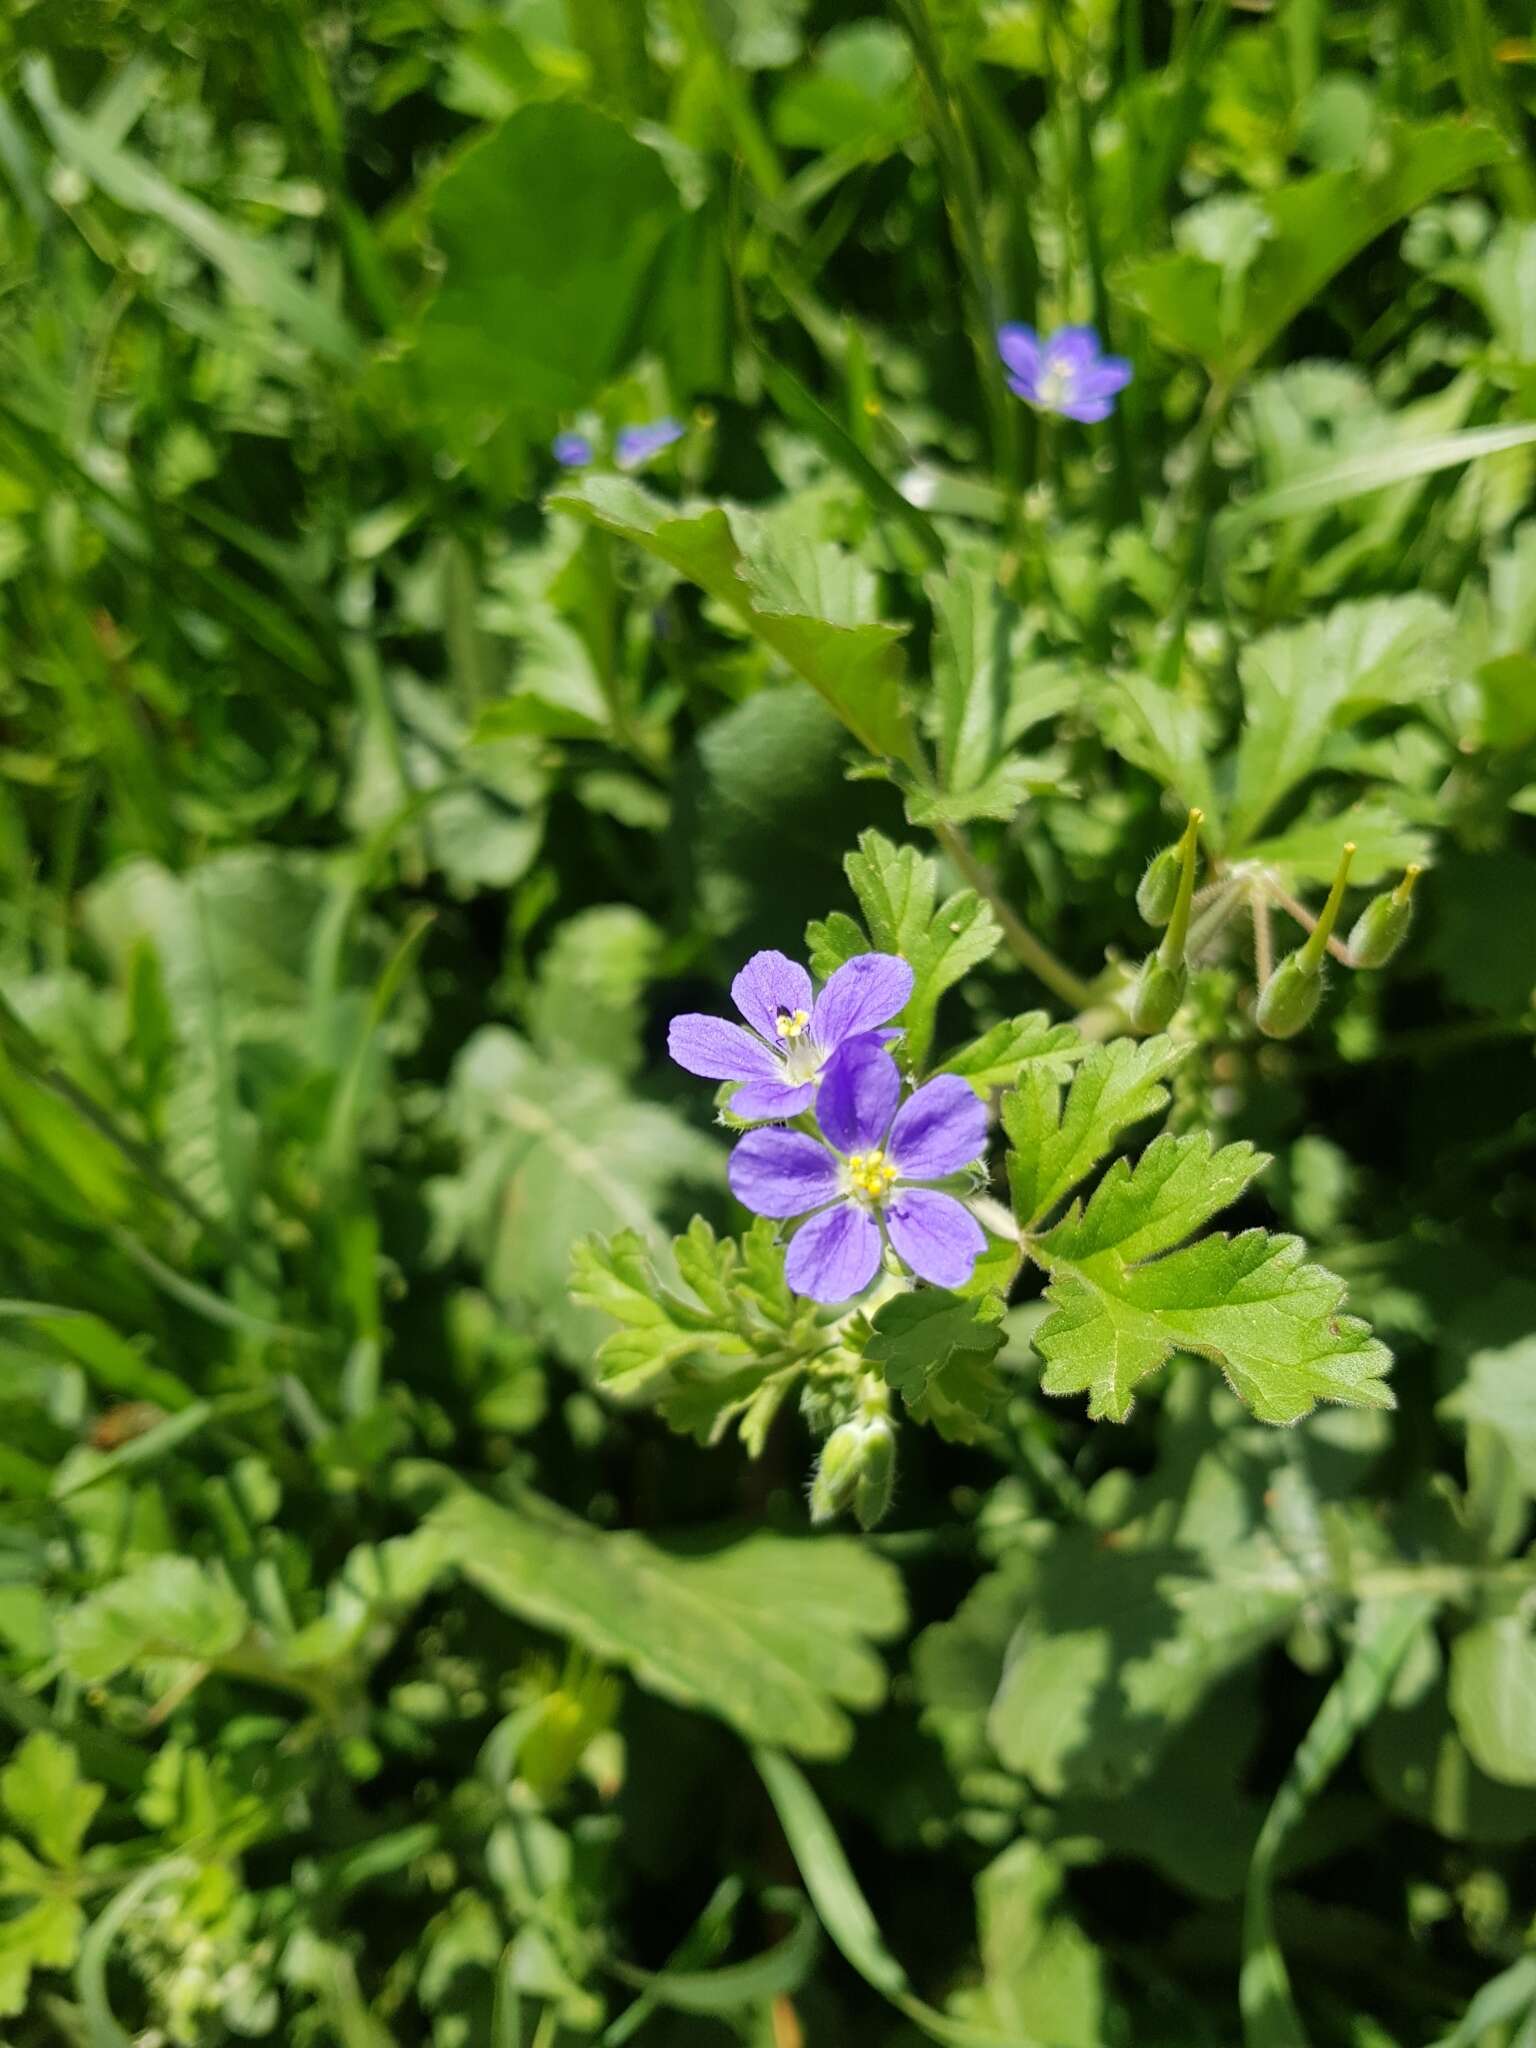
<box><xmin>0</xmin><ymin>0</ymin><xmax>1534</xmax><ymax>2043</ymax></box>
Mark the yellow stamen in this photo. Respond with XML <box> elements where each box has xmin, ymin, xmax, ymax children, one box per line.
<box><xmin>848</xmin><ymin>1148</ymin><xmax>899</xmax><ymax>1200</ymax></box>
<box><xmin>774</xmin><ymin>1007</ymin><xmax>811</xmax><ymax>1040</ymax></box>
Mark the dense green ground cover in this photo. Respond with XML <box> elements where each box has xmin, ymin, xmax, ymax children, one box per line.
<box><xmin>2</xmin><ymin>1</ymin><xmax>1536</xmax><ymax>2041</ymax></box>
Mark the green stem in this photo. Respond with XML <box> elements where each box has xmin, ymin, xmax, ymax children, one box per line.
<box><xmin>933</xmin><ymin>822</ymin><xmax>1096</xmax><ymax>1009</ymax></box>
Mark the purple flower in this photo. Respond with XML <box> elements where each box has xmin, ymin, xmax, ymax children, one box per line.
<box><xmin>997</xmin><ymin>324</ymin><xmax>1131</xmax><ymax>424</ymax></box>
<box><xmin>616</xmin><ymin>418</ymin><xmax>684</xmax><ymax>469</ymax></box>
<box><xmin>668</xmin><ymin>949</ymin><xmax>914</xmax><ymax>1123</ymax></box>
<box><xmin>728</xmin><ymin>1039</ymin><xmax>988</xmax><ymax>1303</ymax></box>
<box><xmin>553</xmin><ymin>431</ymin><xmax>594</xmax><ymax>467</ymax></box>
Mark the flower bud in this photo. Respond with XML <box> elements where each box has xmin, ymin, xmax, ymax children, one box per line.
<box><xmin>1255</xmin><ymin>953</ymin><xmax>1324</xmax><ymax>1039</ymax></box>
<box><xmin>1347</xmin><ymin>865</ymin><xmax>1420</xmax><ymax>969</ymax></box>
<box><xmin>854</xmin><ymin>1417</ymin><xmax>896</xmax><ymax>1531</ymax></box>
<box><xmin>1136</xmin><ymin>842</ymin><xmax>1182</xmax><ymax>927</ymax></box>
<box><xmin>809</xmin><ymin>1420</ymin><xmax>863</xmax><ymax>1524</ymax></box>
<box><xmin>1128</xmin><ymin>952</ymin><xmax>1187</xmax><ymax>1033</ymax></box>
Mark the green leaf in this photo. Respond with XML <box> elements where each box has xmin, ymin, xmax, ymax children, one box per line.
<box><xmin>1096</xmin><ymin>677</ymin><xmax>1218</xmax><ymax>824</ymax></box>
<box><xmin>1003</xmin><ymin>1034</ymin><xmax>1188</xmax><ymax>1231</ymax></box>
<box><xmin>1440</xmin><ymin>1337</ymin><xmax>1536</xmax><ymax>1492</ymax></box>
<box><xmin>1035</xmin><ymin>1213</ymin><xmax>1394</xmax><ymax>1425</ymax></box>
<box><xmin>1228</xmin><ymin>596</ymin><xmax>1462</xmax><ymax>848</ymax></box>
<box><xmin>57</xmin><ymin>1557</ymin><xmax>250</xmax><ymax>1684</ymax></box>
<box><xmin>1366</xmin><ymin>1625</ymin><xmax>1536</xmax><ymax>1844</ymax></box>
<box><xmin>426</xmin><ymin>1485</ymin><xmax>904</xmax><ymax>1760</ymax></box>
<box><xmin>926</xmin><ymin>567</ymin><xmax>1030</xmax><ymax>814</ymax></box>
<box><xmin>610</xmin><ymin>1887</ymin><xmax>818</xmax><ymax>2016</ymax></box>
<box><xmin>1448</xmin><ymin>1616</ymin><xmax>1536</xmax><ymax>1787</ymax></box>
<box><xmin>1222</xmin><ymin>420</ymin><xmax>1536</xmax><ymax>533</ymax></box>
<box><xmin>936</xmin><ymin>1013</ymin><xmax>1086</xmax><ymax>1094</ymax></box>
<box><xmin>436</xmin><ymin>1027</ymin><xmax>721</xmax><ymax>1365</ymax></box>
<box><xmin>412</xmin><ymin>104</ymin><xmax>683</xmax><ymax>429</ymax></box>
<box><xmin>570</xmin><ymin>1219</ymin><xmax>820</xmax><ymax>1453</ymax></box>
<box><xmin>1122</xmin><ymin>116</ymin><xmax>1508</xmax><ymax>381</ymax></box>
<box><xmin>0</xmin><ymin>1894</ymin><xmax>84</xmax><ymax>2020</ymax></box>
<box><xmin>863</xmin><ymin>1291</ymin><xmax>1007</xmax><ymax>1443</ymax></box>
<box><xmin>807</xmin><ymin>831</ymin><xmax>1001</xmax><ymax>1070</ymax></box>
<box><xmin>0</xmin><ymin>1732</ymin><xmax>102</xmax><ymax>1867</ymax></box>
<box><xmin>550</xmin><ymin>476</ymin><xmax>913</xmax><ymax>761</ymax></box>
<box><xmin>951</xmin><ymin>1841</ymin><xmax>1107</xmax><ymax>2048</ymax></box>
<box><xmin>1242</xmin><ymin>801</ymin><xmax>1431</xmax><ymax>885</ymax></box>
<box><xmin>1426</xmin><ymin>1957</ymin><xmax>1536</xmax><ymax>2048</ymax></box>
<box><xmin>526</xmin><ymin>906</ymin><xmax>662</xmax><ymax>1076</ymax></box>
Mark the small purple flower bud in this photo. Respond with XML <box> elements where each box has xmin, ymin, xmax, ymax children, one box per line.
<box><xmin>552</xmin><ymin>431</ymin><xmax>594</xmax><ymax>468</ymax></box>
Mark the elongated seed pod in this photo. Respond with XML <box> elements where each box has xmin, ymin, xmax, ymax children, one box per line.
<box><xmin>1129</xmin><ymin>953</ymin><xmax>1187</xmax><ymax>1033</ymax></box>
<box><xmin>1348</xmin><ymin>865</ymin><xmax>1421</xmax><ymax>968</ymax></box>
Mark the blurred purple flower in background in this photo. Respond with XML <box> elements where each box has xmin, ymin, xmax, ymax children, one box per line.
<box><xmin>669</xmin><ymin>949</ymin><xmax>912</xmax><ymax>1122</ymax></box>
<box><xmin>552</xmin><ymin>431</ymin><xmax>594</xmax><ymax>467</ymax></box>
<box><xmin>616</xmin><ymin>418</ymin><xmax>685</xmax><ymax>468</ymax></box>
<box><xmin>997</xmin><ymin>324</ymin><xmax>1131</xmax><ymax>423</ymax></box>
<box><xmin>728</xmin><ymin>1038</ymin><xmax>987</xmax><ymax>1302</ymax></box>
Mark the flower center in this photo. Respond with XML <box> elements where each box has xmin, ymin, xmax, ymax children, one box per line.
<box><xmin>775</xmin><ymin>1008</ymin><xmax>811</xmax><ymax>1041</ymax></box>
<box><xmin>847</xmin><ymin>1149</ymin><xmax>899</xmax><ymax>1202</ymax></box>
<box><xmin>1038</xmin><ymin>358</ymin><xmax>1075</xmax><ymax>409</ymax></box>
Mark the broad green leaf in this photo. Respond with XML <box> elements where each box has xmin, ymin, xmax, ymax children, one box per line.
<box><xmin>0</xmin><ymin>1732</ymin><xmax>102</xmax><ymax>1868</ymax></box>
<box><xmin>863</xmin><ymin>1290</ymin><xmax>1007</xmax><ymax>1442</ymax></box>
<box><xmin>1366</xmin><ymin>1624</ymin><xmax>1536</xmax><ymax>1844</ymax></box>
<box><xmin>413</xmin><ymin>104</ymin><xmax>683</xmax><ymax>426</ymax></box>
<box><xmin>57</xmin><ymin>1557</ymin><xmax>249</xmax><ymax>1684</ymax></box>
<box><xmin>550</xmin><ymin>477</ymin><xmax>913</xmax><ymax>761</ymax></box>
<box><xmin>526</xmin><ymin>906</ymin><xmax>662</xmax><ymax>1076</ymax></box>
<box><xmin>770</xmin><ymin>21</ymin><xmax>915</xmax><ymax>154</ymax></box>
<box><xmin>950</xmin><ymin>1841</ymin><xmax>1107</xmax><ymax>2048</ymax></box>
<box><xmin>570</xmin><ymin>1219</ymin><xmax>822</xmax><ymax>1453</ymax></box>
<box><xmin>1097</xmin><ymin>677</ymin><xmax>1218</xmax><ymax>823</ymax></box>
<box><xmin>1448</xmin><ymin>1616</ymin><xmax>1536</xmax><ymax>1787</ymax></box>
<box><xmin>936</xmin><ymin>1013</ymin><xmax>1086</xmax><ymax>1094</ymax></box>
<box><xmin>1243</xmin><ymin>801</ymin><xmax>1431</xmax><ymax>885</ymax></box>
<box><xmin>1440</xmin><ymin>1337</ymin><xmax>1536</xmax><ymax>1492</ymax></box>
<box><xmin>1228</xmin><ymin>596</ymin><xmax>1462</xmax><ymax>848</ymax></box>
<box><xmin>1034</xmin><ymin>1220</ymin><xmax>1394</xmax><ymax>1425</ymax></box>
<box><xmin>435</xmin><ymin>1026</ymin><xmax>721</xmax><ymax>1365</ymax></box>
<box><xmin>426</xmin><ymin>1484</ymin><xmax>905</xmax><ymax>1759</ymax></box>
<box><xmin>1003</xmin><ymin>1035</ymin><xmax>1187</xmax><ymax>1230</ymax></box>
<box><xmin>807</xmin><ymin>831</ymin><xmax>1001</xmax><ymax>1070</ymax></box>
<box><xmin>1122</xmin><ymin>116</ymin><xmax>1507</xmax><ymax>380</ymax></box>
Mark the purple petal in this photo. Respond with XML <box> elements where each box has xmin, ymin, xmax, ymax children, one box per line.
<box><xmin>811</xmin><ymin>952</ymin><xmax>914</xmax><ymax>1049</ymax></box>
<box><xmin>1004</xmin><ymin>373</ymin><xmax>1041</xmax><ymax>401</ymax></box>
<box><xmin>785</xmin><ymin>1201</ymin><xmax>882</xmax><ymax>1303</ymax></box>
<box><xmin>1058</xmin><ymin>396</ymin><xmax>1116</xmax><ymax>424</ymax></box>
<box><xmin>616</xmin><ymin>418</ymin><xmax>685</xmax><ymax>468</ymax></box>
<box><xmin>731</xmin><ymin>950</ymin><xmax>814</xmax><ymax>1043</ymax></box>
<box><xmin>552</xmin><ymin>431</ymin><xmax>593</xmax><ymax>467</ymax></box>
<box><xmin>731</xmin><ymin>1077</ymin><xmax>815</xmax><ymax>1122</ymax></box>
<box><xmin>996</xmin><ymin>323</ymin><xmax>1040</xmax><ymax>383</ymax></box>
<box><xmin>728</xmin><ymin>1129</ymin><xmax>840</xmax><ymax>1219</ymax></box>
<box><xmin>668</xmin><ymin>1013</ymin><xmax>779</xmax><ymax>1083</ymax></box>
<box><xmin>887</xmin><ymin>1075</ymin><xmax>988</xmax><ymax>1180</ymax></box>
<box><xmin>885</xmin><ymin>1190</ymin><xmax>985</xmax><ymax>1289</ymax></box>
<box><xmin>816</xmin><ymin>1038</ymin><xmax>901</xmax><ymax>1156</ymax></box>
<box><xmin>1077</xmin><ymin>356</ymin><xmax>1132</xmax><ymax>398</ymax></box>
<box><xmin>1043</xmin><ymin>325</ymin><xmax>1103</xmax><ymax>373</ymax></box>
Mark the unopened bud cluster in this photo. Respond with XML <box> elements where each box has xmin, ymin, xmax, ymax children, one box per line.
<box><xmin>1130</xmin><ymin>819</ymin><xmax>1422</xmax><ymax>1041</ymax></box>
<box><xmin>810</xmin><ymin>1380</ymin><xmax>896</xmax><ymax>1530</ymax></box>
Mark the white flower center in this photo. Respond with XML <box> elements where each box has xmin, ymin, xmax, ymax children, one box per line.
<box><xmin>1038</xmin><ymin>358</ymin><xmax>1075</xmax><ymax>409</ymax></box>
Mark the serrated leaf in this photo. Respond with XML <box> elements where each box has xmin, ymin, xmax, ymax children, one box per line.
<box><xmin>1097</xmin><ymin>676</ymin><xmax>1218</xmax><ymax>823</ymax></box>
<box><xmin>570</xmin><ymin>1219</ymin><xmax>817</xmax><ymax>1452</ymax></box>
<box><xmin>1034</xmin><ymin>1226</ymin><xmax>1394</xmax><ymax>1424</ymax></box>
<box><xmin>1039</xmin><ymin>1131</ymin><xmax>1270</xmax><ymax>1268</ymax></box>
<box><xmin>1003</xmin><ymin>1035</ymin><xmax>1187</xmax><ymax>1230</ymax></box>
<box><xmin>863</xmin><ymin>1291</ymin><xmax>1006</xmax><ymax>1442</ymax></box>
<box><xmin>1243</xmin><ymin>800</ymin><xmax>1431</xmax><ymax>885</ymax></box>
<box><xmin>1228</xmin><ymin>595</ymin><xmax>1462</xmax><ymax>848</ymax></box>
<box><xmin>918</xmin><ymin>566</ymin><xmax>1064</xmax><ymax>823</ymax></box>
<box><xmin>936</xmin><ymin>1015</ymin><xmax>1086</xmax><ymax>1096</ymax></box>
<box><xmin>426</xmin><ymin>1484</ymin><xmax>905</xmax><ymax>1759</ymax></box>
<box><xmin>550</xmin><ymin>476</ymin><xmax>912</xmax><ymax>761</ymax></box>
<box><xmin>806</xmin><ymin>831</ymin><xmax>1001</xmax><ymax>1069</ymax></box>
<box><xmin>0</xmin><ymin>1732</ymin><xmax>102</xmax><ymax>1868</ymax></box>
<box><xmin>56</xmin><ymin>1557</ymin><xmax>250</xmax><ymax>1684</ymax></box>
<box><xmin>0</xmin><ymin>1895</ymin><xmax>83</xmax><ymax>2019</ymax></box>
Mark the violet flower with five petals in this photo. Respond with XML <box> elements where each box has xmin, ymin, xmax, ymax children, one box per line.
<box><xmin>728</xmin><ymin>1037</ymin><xmax>987</xmax><ymax>1303</ymax></box>
<box><xmin>669</xmin><ymin>949</ymin><xmax>913</xmax><ymax>1122</ymax></box>
<box><xmin>997</xmin><ymin>323</ymin><xmax>1131</xmax><ymax>423</ymax></box>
